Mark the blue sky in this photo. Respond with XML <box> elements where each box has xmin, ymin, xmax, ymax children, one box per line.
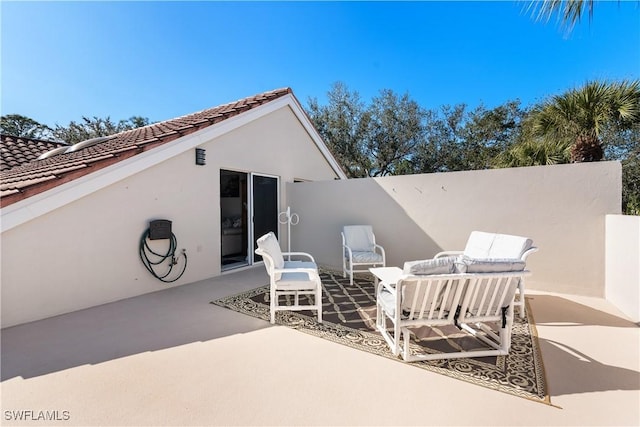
<box><xmin>2</xmin><ymin>1</ymin><xmax>639</xmax><ymax>128</ymax></box>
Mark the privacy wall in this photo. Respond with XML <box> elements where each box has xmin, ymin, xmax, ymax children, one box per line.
<box><xmin>288</xmin><ymin>161</ymin><xmax>622</xmax><ymax>297</ymax></box>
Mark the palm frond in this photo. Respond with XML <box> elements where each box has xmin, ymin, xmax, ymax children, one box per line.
<box><xmin>526</xmin><ymin>0</ymin><xmax>594</xmax><ymax>32</ymax></box>
<box><xmin>494</xmin><ymin>138</ymin><xmax>571</xmax><ymax>168</ymax></box>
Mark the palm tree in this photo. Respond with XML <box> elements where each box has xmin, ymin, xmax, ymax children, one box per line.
<box><xmin>532</xmin><ymin>80</ymin><xmax>640</xmax><ymax>162</ymax></box>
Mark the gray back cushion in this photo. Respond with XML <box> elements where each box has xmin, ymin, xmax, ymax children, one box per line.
<box><xmin>343</xmin><ymin>225</ymin><xmax>375</xmax><ymax>252</ymax></box>
<box><xmin>457</xmin><ymin>255</ymin><xmax>525</xmax><ymax>273</ymax></box>
<box><xmin>404</xmin><ymin>256</ymin><xmax>459</xmax><ymax>275</ymax></box>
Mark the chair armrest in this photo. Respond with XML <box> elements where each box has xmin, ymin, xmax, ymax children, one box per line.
<box><xmin>379</xmin><ymin>280</ymin><xmax>398</xmax><ymax>294</ymax></box>
<box><xmin>521</xmin><ymin>247</ymin><xmax>538</xmax><ymax>262</ymax></box>
<box><xmin>342</xmin><ymin>244</ymin><xmax>353</xmax><ymax>259</ymax></box>
<box><xmin>377</xmin><ymin>280</ymin><xmax>398</xmax><ymax>307</ymax></box>
<box><xmin>374</xmin><ymin>244</ymin><xmax>386</xmax><ymax>257</ymax></box>
<box><xmin>434</xmin><ymin>250</ymin><xmax>463</xmax><ymax>259</ymax></box>
<box><xmin>282</xmin><ymin>252</ymin><xmax>316</xmax><ymax>262</ymax></box>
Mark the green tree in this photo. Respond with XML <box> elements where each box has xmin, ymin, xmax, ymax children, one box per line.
<box><xmin>622</xmin><ymin>156</ymin><xmax>640</xmax><ymax>215</ymax></box>
<box><xmin>460</xmin><ymin>101</ymin><xmax>527</xmax><ymax>170</ymax></box>
<box><xmin>52</xmin><ymin>115</ymin><xmax>150</xmax><ymax>145</ymax></box>
<box><xmin>532</xmin><ymin>80</ymin><xmax>640</xmax><ymax>163</ymax></box>
<box><xmin>364</xmin><ymin>90</ymin><xmax>425</xmax><ymax>176</ymax></box>
<box><xmin>410</xmin><ymin>104</ymin><xmax>467</xmax><ymax>173</ymax></box>
<box><xmin>409</xmin><ymin>101</ymin><xmax>527</xmax><ymax>174</ymax></box>
<box><xmin>0</xmin><ymin>114</ymin><xmax>53</xmax><ymax>139</ymax></box>
<box><xmin>307</xmin><ymin>82</ymin><xmax>371</xmax><ymax>178</ymax></box>
<box><xmin>308</xmin><ymin>84</ymin><xmax>427</xmax><ymax>177</ymax></box>
<box><xmin>604</xmin><ymin>122</ymin><xmax>640</xmax><ymax>214</ymax></box>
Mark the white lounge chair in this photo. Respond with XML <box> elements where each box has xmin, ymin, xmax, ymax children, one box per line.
<box><xmin>434</xmin><ymin>231</ymin><xmax>538</xmax><ymax>318</ymax></box>
<box><xmin>342</xmin><ymin>225</ymin><xmax>386</xmax><ymax>285</ymax></box>
<box><xmin>374</xmin><ymin>260</ymin><xmax>531</xmax><ymax>362</ymax></box>
<box><xmin>255</xmin><ymin>232</ymin><xmax>323</xmax><ymax>324</ymax></box>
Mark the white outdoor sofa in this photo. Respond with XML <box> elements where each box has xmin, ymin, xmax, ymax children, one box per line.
<box><xmin>375</xmin><ymin>266</ymin><xmax>530</xmax><ymax>362</ymax></box>
<box><xmin>434</xmin><ymin>231</ymin><xmax>538</xmax><ymax>318</ymax></box>
<box><xmin>374</xmin><ymin>231</ymin><xmax>537</xmax><ymax>362</ymax></box>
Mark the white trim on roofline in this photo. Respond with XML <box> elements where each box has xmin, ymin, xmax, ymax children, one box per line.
<box><xmin>1</xmin><ymin>94</ymin><xmax>347</xmax><ymax>233</ymax></box>
<box><xmin>285</xmin><ymin>94</ymin><xmax>347</xmax><ymax>180</ymax></box>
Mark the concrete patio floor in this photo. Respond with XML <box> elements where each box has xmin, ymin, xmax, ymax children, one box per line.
<box><xmin>1</xmin><ymin>266</ymin><xmax>639</xmax><ymax>426</ymax></box>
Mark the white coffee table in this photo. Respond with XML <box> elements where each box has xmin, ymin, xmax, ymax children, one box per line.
<box><xmin>369</xmin><ymin>266</ymin><xmax>403</xmax><ymax>286</ymax></box>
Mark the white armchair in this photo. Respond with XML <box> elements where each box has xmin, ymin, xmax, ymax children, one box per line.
<box><xmin>342</xmin><ymin>225</ymin><xmax>386</xmax><ymax>285</ymax></box>
<box><xmin>255</xmin><ymin>232</ymin><xmax>323</xmax><ymax>324</ymax></box>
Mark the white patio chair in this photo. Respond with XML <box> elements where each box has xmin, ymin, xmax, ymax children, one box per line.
<box><xmin>342</xmin><ymin>225</ymin><xmax>386</xmax><ymax>285</ymax></box>
<box><xmin>434</xmin><ymin>231</ymin><xmax>538</xmax><ymax>318</ymax></box>
<box><xmin>375</xmin><ymin>262</ymin><xmax>530</xmax><ymax>362</ymax></box>
<box><xmin>255</xmin><ymin>232</ymin><xmax>323</xmax><ymax>324</ymax></box>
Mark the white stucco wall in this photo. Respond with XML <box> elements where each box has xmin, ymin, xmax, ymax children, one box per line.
<box><xmin>605</xmin><ymin>214</ymin><xmax>640</xmax><ymax>322</ymax></box>
<box><xmin>288</xmin><ymin>161</ymin><xmax>621</xmax><ymax>297</ymax></box>
<box><xmin>1</xmin><ymin>105</ymin><xmax>339</xmax><ymax>327</ymax></box>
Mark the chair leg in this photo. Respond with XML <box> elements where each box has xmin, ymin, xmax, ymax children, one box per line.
<box><xmin>270</xmin><ymin>287</ymin><xmax>276</xmax><ymax>324</ymax></box>
<box><xmin>394</xmin><ymin>321</ymin><xmax>402</xmax><ymax>357</ymax></box>
<box><xmin>501</xmin><ymin>305</ymin><xmax>514</xmax><ymax>352</ymax></box>
<box><xmin>518</xmin><ymin>280</ymin><xmax>526</xmax><ymax>319</ymax></box>
<box><xmin>317</xmin><ymin>287</ymin><xmax>323</xmax><ymax>324</ymax></box>
<box><xmin>343</xmin><ymin>257</ymin><xmax>347</xmax><ymax>278</ymax></box>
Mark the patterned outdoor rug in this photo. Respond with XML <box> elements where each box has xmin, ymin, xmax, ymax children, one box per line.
<box><xmin>211</xmin><ymin>270</ymin><xmax>550</xmax><ymax>405</ymax></box>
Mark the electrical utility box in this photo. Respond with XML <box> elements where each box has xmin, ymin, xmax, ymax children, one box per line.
<box><xmin>149</xmin><ymin>219</ymin><xmax>172</xmax><ymax>240</ymax></box>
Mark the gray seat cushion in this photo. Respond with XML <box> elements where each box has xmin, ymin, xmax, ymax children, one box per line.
<box><xmin>378</xmin><ymin>287</ymin><xmax>398</xmax><ymax>317</ymax></box>
<box><xmin>275</xmin><ymin>272</ymin><xmax>320</xmax><ymax>290</ymax></box>
<box><xmin>351</xmin><ymin>251</ymin><xmax>383</xmax><ymax>263</ymax></box>
<box><xmin>284</xmin><ymin>260</ymin><xmax>317</xmax><ymax>270</ymax></box>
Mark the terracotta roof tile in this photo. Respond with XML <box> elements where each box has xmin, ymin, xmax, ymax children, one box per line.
<box><xmin>0</xmin><ymin>135</ymin><xmax>68</xmax><ymax>172</ymax></box>
<box><xmin>0</xmin><ymin>87</ymin><xmax>292</xmax><ymax>207</ymax></box>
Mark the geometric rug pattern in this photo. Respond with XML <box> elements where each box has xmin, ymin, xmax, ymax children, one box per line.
<box><xmin>212</xmin><ymin>269</ymin><xmax>550</xmax><ymax>404</ymax></box>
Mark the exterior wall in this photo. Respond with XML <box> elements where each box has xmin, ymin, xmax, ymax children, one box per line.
<box><xmin>605</xmin><ymin>214</ymin><xmax>640</xmax><ymax>322</ymax></box>
<box><xmin>1</xmin><ymin>106</ymin><xmax>339</xmax><ymax>327</ymax></box>
<box><xmin>289</xmin><ymin>161</ymin><xmax>621</xmax><ymax>297</ymax></box>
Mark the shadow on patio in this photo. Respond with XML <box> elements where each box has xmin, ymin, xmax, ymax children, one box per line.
<box><xmin>1</xmin><ymin>267</ymin><xmax>271</xmax><ymax>380</ymax></box>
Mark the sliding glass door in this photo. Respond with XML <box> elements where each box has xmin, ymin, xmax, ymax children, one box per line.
<box><xmin>220</xmin><ymin>170</ymin><xmax>279</xmax><ymax>270</ymax></box>
<box><xmin>251</xmin><ymin>174</ymin><xmax>279</xmax><ymax>262</ymax></box>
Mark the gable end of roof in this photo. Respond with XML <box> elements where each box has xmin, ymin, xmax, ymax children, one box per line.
<box><xmin>0</xmin><ymin>88</ymin><xmax>294</xmax><ymax>208</ymax></box>
<box><xmin>1</xmin><ymin>88</ymin><xmax>346</xmax><ymax>232</ymax></box>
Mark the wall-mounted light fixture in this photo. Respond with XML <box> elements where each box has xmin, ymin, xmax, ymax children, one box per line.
<box><xmin>195</xmin><ymin>148</ymin><xmax>206</xmax><ymax>166</ymax></box>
